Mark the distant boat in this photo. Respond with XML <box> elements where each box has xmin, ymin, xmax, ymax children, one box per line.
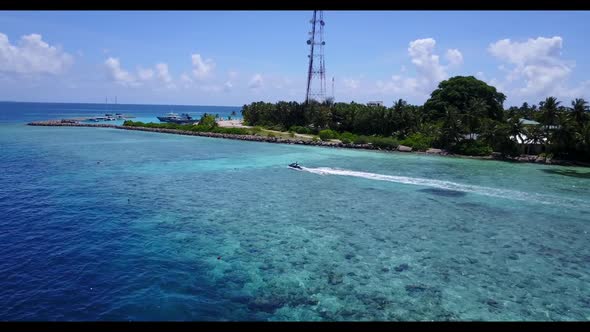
<box><xmin>288</xmin><ymin>162</ymin><xmax>302</xmax><ymax>170</ymax></box>
<box><xmin>157</xmin><ymin>112</ymin><xmax>195</xmax><ymax>124</ymax></box>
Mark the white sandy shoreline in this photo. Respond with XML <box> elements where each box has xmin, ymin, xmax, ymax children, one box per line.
<box><xmin>217</xmin><ymin>119</ymin><xmax>250</xmax><ymax>128</ymax></box>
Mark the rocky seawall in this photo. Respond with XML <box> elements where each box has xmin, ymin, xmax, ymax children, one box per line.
<box><xmin>27</xmin><ymin>121</ymin><xmax>587</xmax><ymax>167</ymax></box>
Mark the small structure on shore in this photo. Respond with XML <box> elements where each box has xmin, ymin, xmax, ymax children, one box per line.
<box><xmin>367</xmin><ymin>101</ymin><xmax>384</xmax><ymax>107</ymax></box>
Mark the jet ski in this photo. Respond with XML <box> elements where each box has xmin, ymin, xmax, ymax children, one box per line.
<box><xmin>288</xmin><ymin>162</ymin><xmax>302</xmax><ymax>170</ymax></box>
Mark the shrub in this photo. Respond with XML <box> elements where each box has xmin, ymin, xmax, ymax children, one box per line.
<box><xmin>289</xmin><ymin>132</ymin><xmax>295</xmax><ymax>138</ymax></box>
<box><xmin>341</xmin><ymin>137</ymin><xmax>351</xmax><ymax>144</ymax></box>
<box><xmin>339</xmin><ymin>131</ymin><xmax>357</xmax><ymax>143</ymax></box>
<box><xmin>198</xmin><ymin>114</ymin><xmax>218</xmax><ymax>129</ymax></box>
<box><xmin>212</xmin><ymin>127</ymin><xmax>250</xmax><ymax>135</ymax></box>
<box><xmin>312</xmin><ymin>136</ymin><xmax>320</xmax><ymax>142</ymax></box>
<box><xmin>290</xmin><ymin>125</ymin><xmax>314</xmax><ymax>135</ymax></box>
<box><xmin>452</xmin><ymin>139</ymin><xmax>493</xmax><ymax>156</ymax></box>
<box><xmin>400</xmin><ymin>133</ymin><xmax>434</xmax><ymax>151</ymax></box>
<box><xmin>267</xmin><ymin>132</ymin><xmax>276</xmax><ymax>138</ymax></box>
<box><xmin>319</xmin><ymin>129</ymin><xmax>338</xmax><ymax>141</ymax></box>
<box><xmin>354</xmin><ymin>136</ymin><xmax>370</xmax><ymax>144</ymax></box>
<box><xmin>539</xmin><ymin>152</ymin><xmax>554</xmax><ymax>159</ymax></box>
<box><xmin>267</xmin><ymin>124</ymin><xmax>285</xmax><ymax>132</ymax></box>
<box><xmin>370</xmin><ymin>136</ymin><xmax>399</xmax><ymax>150</ymax></box>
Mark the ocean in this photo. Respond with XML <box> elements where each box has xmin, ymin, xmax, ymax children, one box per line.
<box><xmin>0</xmin><ymin>102</ymin><xmax>589</xmax><ymax>321</ymax></box>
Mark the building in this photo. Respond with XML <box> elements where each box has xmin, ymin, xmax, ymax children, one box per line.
<box><xmin>513</xmin><ymin>118</ymin><xmax>546</xmax><ymax>154</ymax></box>
<box><xmin>512</xmin><ymin>134</ymin><xmax>547</xmax><ymax>155</ymax></box>
<box><xmin>367</xmin><ymin>101</ymin><xmax>384</xmax><ymax>107</ymax></box>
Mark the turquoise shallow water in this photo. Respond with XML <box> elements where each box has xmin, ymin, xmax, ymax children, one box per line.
<box><xmin>1</xmin><ymin>104</ymin><xmax>590</xmax><ymax>321</ymax></box>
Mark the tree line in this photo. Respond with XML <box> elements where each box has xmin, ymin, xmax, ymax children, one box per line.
<box><xmin>241</xmin><ymin>76</ymin><xmax>590</xmax><ymax>160</ymax></box>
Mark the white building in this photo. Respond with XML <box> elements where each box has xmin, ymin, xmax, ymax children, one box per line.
<box><xmin>367</xmin><ymin>101</ymin><xmax>384</xmax><ymax>107</ymax></box>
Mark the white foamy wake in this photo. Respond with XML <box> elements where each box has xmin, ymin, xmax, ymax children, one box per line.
<box><xmin>299</xmin><ymin>167</ymin><xmax>580</xmax><ymax>207</ymax></box>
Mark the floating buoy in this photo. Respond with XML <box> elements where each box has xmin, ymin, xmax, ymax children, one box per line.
<box><xmin>217</xmin><ymin>256</ymin><xmax>221</xmax><ymax>260</ymax></box>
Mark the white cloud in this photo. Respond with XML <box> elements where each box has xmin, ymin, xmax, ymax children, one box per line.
<box><xmin>222</xmin><ymin>71</ymin><xmax>238</xmax><ymax>92</ymax></box>
<box><xmin>376</xmin><ymin>76</ymin><xmax>421</xmax><ymax>96</ymax></box>
<box><xmin>191</xmin><ymin>53</ymin><xmax>215</xmax><ymax>80</ymax></box>
<box><xmin>224</xmin><ymin>81</ymin><xmax>233</xmax><ymax>91</ymax></box>
<box><xmin>488</xmin><ymin>36</ymin><xmax>563</xmax><ymax>66</ymax></box>
<box><xmin>180</xmin><ymin>72</ymin><xmax>193</xmax><ymax>88</ymax></box>
<box><xmin>408</xmin><ymin>38</ymin><xmax>447</xmax><ymax>85</ymax></box>
<box><xmin>201</xmin><ymin>85</ymin><xmax>223</xmax><ymax>93</ymax></box>
<box><xmin>487</xmin><ymin>36</ymin><xmax>581</xmax><ymax>100</ymax></box>
<box><xmin>155</xmin><ymin>63</ymin><xmax>175</xmax><ymax>88</ymax></box>
<box><xmin>137</xmin><ymin>67</ymin><xmax>154</xmax><ymax>81</ymax></box>
<box><xmin>106</xmin><ymin>59</ymin><xmax>176</xmax><ymax>88</ymax></box>
<box><xmin>0</xmin><ymin>33</ymin><xmax>73</xmax><ymax>75</ymax></box>
<box><xmin>248</xmin><ymin>73</ymin><xmax>263</xmax><ymax>89</ymax></box>
<box><xmin>446</xmin><ymin>49</ymin><xmax>463</xmax><ymax>67</ymax></box>
<box><xmin>104</xmin><ymin>57</ymin><xmax>137</xmax><ymax>87</ymax></box>
<box><xmin>376</xmin><ymin>38</ymin><xmax>461</xmax><ymax>101</ymax></box>
<box><xmin>343</xmin><ymin>78</ymin><xmax>360</xmax><ymax>90</ymax></box>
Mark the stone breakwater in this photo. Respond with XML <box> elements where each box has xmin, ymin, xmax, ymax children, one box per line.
<box><xmin>27</xmin><ymin>121</ymin><xmax>586</xmax><ymax>167</ymax></box>
<box><xmin>27</xmin><ymin>121</ymin><xmax>388</xmax><ymax>151</ymax></box>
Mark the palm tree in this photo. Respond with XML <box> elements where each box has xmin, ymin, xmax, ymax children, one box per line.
<box><xmin>551</xmin><ymin>112</ymin><xmax>577</xmax><ymax>156</ymax></box>
<box><xmin>579</xmin><ymin>122</ymin><xmax>590</xmax><ymax>154</ymax></box>
<box><xmin>441</xmin><ymin>106</ymin><xmax>464</xmax><ymax>147</ymax></box>
<box><xmin>508</xmin><ymin>117</ymin><xmax>526</xmax><ymax>144</ymax></box>
<box><xmin>526</xmin><ymin>125</ymin><xmax>546</xmax><ymax>146</ymax></box>
<box><xmin>571</xmin><ymin>98</ymin><xmax>589</xmax><ymax>125</ymax></box>
<box><xmin>393</xmin><ymin>99</ymin><xmax>407</xmax><ymax>112</ymax></box>
<box><xmin>540</xmin><ymin>97</ymin><xmax>561</xmax><ymax>127</ymax></box>
<box><xmin>464</xmin><ymin>98</ymin><xmax>489</xmax><ymax>139</ymax></box>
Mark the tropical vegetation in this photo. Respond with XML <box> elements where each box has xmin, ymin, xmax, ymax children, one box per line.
<box><xmin>241</xmin><ymin>76</ymin><xmax>590</xmax><ymax>161</ymax></box>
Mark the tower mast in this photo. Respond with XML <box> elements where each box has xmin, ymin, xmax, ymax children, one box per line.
<box><xmin>305</xmin><ymin>11</ymin><xmax>326</xmax><ymax>104</ymax></box>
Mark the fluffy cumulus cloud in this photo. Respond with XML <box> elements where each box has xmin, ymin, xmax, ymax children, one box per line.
<box><xmin>105</xmin><ymin>57</ymin><xmax>138</xmax><ymax>87</ymax></box>
<box><xmin>0</xmin><ymin>33</ymin><xmax>73</xmax><ymax>75</ymax></box>
<box><xmin>223</xmin><ymin>81</ymin><xmax>233</xmax><ymax>91</ymax></box>
<box><xmin>446</xmin><ymin>49</ymin><xmax>463</xmax><ymax>67</ymax></box>
<box><xmin>408</xmin><ymin>38</ymin><xmax>448</xmax><ymax>84</ymax></box>
<box><xmin>376</xmin><ymin>38</ymin><xmax>462</xmax><ymax>101</ymax></box>
<box><xmin>104</xmin><ymin>53</ymin><xmax>222</xmax><ymax>91</ymax></box>
<box><xmin>155</xmin><ymin>63</ymin><xmax>174</xmax><ymax>88</ymax></box>
<box><xmin>248</xmin><ymin>73</ymin><xmax>263</xmax><ymax>89</ymax></box>
<box><xmin>179</xmin><ymin>72</ymin><xmax>193</xmax><ymax>88</ymax></box>
<box><xmin>191</xmin><ymin>53</ymin><xmax>215</xmax><ymax>80</ymax></box>
<box><xmin>223</xmin><ymin>71</ymin><xmax>238</xmax><ymax>92</ymax></box>
<box><xmin>343</xmin><ymin>78</ymin><xmax>360</xmax><ymax>90</ymax></box>
<box><xmin>137</xmin><ymin>67</ymin><xmax>154</xmax><ymax>81</ymax></box>
<box><xmin>105</xmin><ymin>58</ymin><xmax>176</xmax><ymax>88</ymax></box>
<box><xmin>487</xmin><ymin>36</ymin><xmax>583</xmax><ymax>101</ymax></box>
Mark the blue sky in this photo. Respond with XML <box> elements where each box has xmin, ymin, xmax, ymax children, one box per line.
<box><xmin>0</xmin><ymin>11</ymin><xmax>589</xmax><ymax>107</ymax></box>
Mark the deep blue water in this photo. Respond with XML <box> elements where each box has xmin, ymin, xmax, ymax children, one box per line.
<box><xmin>0</xmin><ymin>102</ymin><xmax>589</xmax><ymax>321</ymax></box>
<box><xmin>0</xmin><ymin>101</ymin><xmax>241</xmax><ymax>125</ymax></box>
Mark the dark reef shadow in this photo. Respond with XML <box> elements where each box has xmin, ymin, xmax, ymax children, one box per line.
<box><xmin>419</xmin><ymin>188</ymin><xmax>467</xmax><ymax>197</ymax></box>
<box><xmin>541</xmin><ymin>169</ymin><xmax>590</xmax><ymax>179</ymax></box>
